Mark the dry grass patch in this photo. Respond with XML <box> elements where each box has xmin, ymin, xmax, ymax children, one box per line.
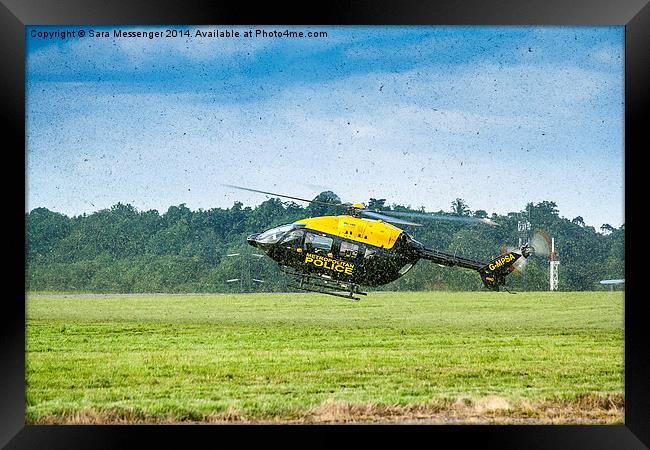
<box><xmin>297</xmin><ymin>394</ymin><xmax>623</xmax><ymax>424</ymax></box>
<box><xmin>32</xmin><ymin>394</ymin><xmax>623</xmax><ymax>425</ymax></box>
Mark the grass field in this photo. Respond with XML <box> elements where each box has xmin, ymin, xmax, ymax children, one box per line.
<box><xmin>26</xmin><ymin>291</ymin><xmax>624</xmax><ymax>424</ymax></box>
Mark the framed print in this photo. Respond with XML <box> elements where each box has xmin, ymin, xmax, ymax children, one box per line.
<box><xmin>2</xmin><ymin>0</ymin><xmax>649</xmax><ymax>448</ymax></box>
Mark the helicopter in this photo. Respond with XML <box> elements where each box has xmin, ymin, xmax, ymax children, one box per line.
<box><xmin>225</xmin><ymin>185</ymin><xmax>536</xmax><ymax>300</ymax></box>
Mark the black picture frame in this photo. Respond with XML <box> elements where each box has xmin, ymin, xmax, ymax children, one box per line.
<box><xmin>3</xmin><ymin>1</ymin><xmax>648</xmax><ymax>448</ymax></box>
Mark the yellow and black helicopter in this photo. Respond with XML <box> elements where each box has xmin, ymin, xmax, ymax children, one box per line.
<box><xmin>226</xmin><ymin>185</ymin><xmax>535</xmax><ymax>300</ymax></box>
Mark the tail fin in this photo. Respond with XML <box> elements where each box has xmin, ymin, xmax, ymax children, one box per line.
<box><xmin>478</xmin><ymin>251</ymin><xmax>523</xmax><ymax>291</ymax></box>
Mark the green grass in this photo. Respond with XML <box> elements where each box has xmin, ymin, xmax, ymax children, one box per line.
<box><xmin>26</xmin><ymin>291</ymin><xmax>624</xmax><ymax>423</ymax></box>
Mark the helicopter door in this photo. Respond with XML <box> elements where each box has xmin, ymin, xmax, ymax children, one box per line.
<box><xmin>279</xmin><ymin>229</ymin><xmax>305</xmax><ymax>250</ymax></box>
<box><xmin>339</xmin><ymin>240</ymin><xmax>360</xmax><ymax>261</ymax></box>
<box><xmin>304</xmin><ymin>232</ymin><xmax>334</xmax><ymax>256</ymax></box>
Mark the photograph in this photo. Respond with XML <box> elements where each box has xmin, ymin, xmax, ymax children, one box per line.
<box><xmin>24</xmin><ymin>24</ymin><xmax>625</xmax><ymax>425</ymax></box>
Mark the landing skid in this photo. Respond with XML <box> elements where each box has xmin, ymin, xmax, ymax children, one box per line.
<box><xmin>282</xmin><ymin>268</ymin><xmax>367</xmax><ymax>301</ymax></box>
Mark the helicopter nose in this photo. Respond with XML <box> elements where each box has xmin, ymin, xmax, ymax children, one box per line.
<box><xmin>247</xmin><ymin>233</ymin><xmax>260</xmax><ymax>247</ymax></box>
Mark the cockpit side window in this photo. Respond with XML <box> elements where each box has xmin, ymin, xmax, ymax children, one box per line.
<box><xmin>304</xmin><ymin>232</ymin><xmax>333</xmax><ymax>252</ymax></box>
<box><xmin>256</xmin><ymin>224</ymin><xmax>295</xmax><ymax>244</ymax></box>
<box><xmin>280</xmin><ymin>229</ymin><xmax>304</xmax><ymax>246</ymax></box>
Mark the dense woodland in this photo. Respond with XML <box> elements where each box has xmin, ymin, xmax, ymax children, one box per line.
<box><xmin>26</xmin><ymin>193</ymin><xmax>624</xmax><ymax>292</ymax></box>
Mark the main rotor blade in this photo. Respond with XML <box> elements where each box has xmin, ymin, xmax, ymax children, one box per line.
<box><xmin>223</xmin><ymin>184</ymin><xmax>345</xmax><ymax>208</ymax></box>
<box><xmin>376</xmin><ymin>210</ymin><xmax>499</xmax><ymax>226</ymax></box>
<box><xmin>361</xmin><ymin>210</ymin><xmax>422</xmax><ymax>226</ymax></box>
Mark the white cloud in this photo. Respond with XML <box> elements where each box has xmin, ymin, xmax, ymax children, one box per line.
<box><xmin>27</xmin><ymin>27</ymin><xmax>275</xmax><ymax>77</ymax></box>
<box><xmin>591</xmin><ymin>44</ymin><xmax>623</xmax><ymax>65</ymax></box>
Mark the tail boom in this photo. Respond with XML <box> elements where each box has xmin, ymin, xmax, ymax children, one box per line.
<box><xmin>412</xmin><ymin>240</ymin><xmax>530</xmax><ymax>291</ymax></box>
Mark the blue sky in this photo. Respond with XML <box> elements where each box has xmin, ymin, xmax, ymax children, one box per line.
<box><xmin>26</xmin><ymin>26</ymin><xmax>624</xmax><ymax>228</ymax></box>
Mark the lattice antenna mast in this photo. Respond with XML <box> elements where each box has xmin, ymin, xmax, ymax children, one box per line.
<box><xmin>225</xmin><ymin>252</ymin><xmax>265</xmax><ymax>292</ymax></box>
<box><xmin>517</xmin><ymin>211</ymin><xmax>532</xmax><ymax>290</ymax></box>
<box><xmin>549</xmin><ymin>237</ymin><xmax>560</xmax><ymax>291</ymax></box>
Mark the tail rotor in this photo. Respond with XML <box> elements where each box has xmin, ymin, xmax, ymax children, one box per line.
<box><xmin>499</xmin><ymin>229</ymin><xmax>551</xmax><ymax>275</ymax></box>
<box><xmin>529</xmin><ymin>229</ymin><xmax>551</xmax><ymax>258</ymax></box>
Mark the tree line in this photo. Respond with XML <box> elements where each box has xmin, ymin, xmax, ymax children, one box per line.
<box><xmin>26</xmin><ymin>193</ymin><xmax>624</xmax><ymax>293</ymax></box>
